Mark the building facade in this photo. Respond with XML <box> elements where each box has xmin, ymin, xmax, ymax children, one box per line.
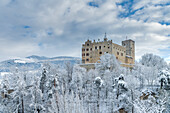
<box><xmin>82</xmin><ymin>34</ymin><xmax>135</xmax><ymax>67</ymax></box>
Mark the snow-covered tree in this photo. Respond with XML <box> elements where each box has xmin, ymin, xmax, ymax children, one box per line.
<box><xmin>134</xmin><ymin>91</ymin><xmax>167</xmax><ymax>113</ymax></box>
<box><xmin>71</xmin><ymin>65</ymin><xmax>86</xmax><ymax>95</ymax></box>
<box><xmin>1</xmin><ymin>67</ymin><xmax>31</xmax><ymax>113</ymax></box>
<box><xmin>140</xmin><ymin>53</ymin><xmax>167</xmax><ymax>70</ymax></box>
<box><xmin>29</xmin><ymin>76</ymin><xmax>45</xmax><ymax>113</ymax></box>
<box><xmin>64</xmin><ymin>61</ymin><xmax>73</xmax><ymax>83</ymax></box>
<box><xmin>0</xmin><ymin>75</ymin><xmax>11</xmax><ymax>113</ymax></box>
<box><xmin>94</xmin><ymin>77</ymin><xmax>104</xmax><ymax>88</ymax></box>
<box><xmin>96</xmin><ymin>53</ymin><xmax>121</xmax><ymax>76</ymax></box>
<box><xmin>94</xmin><ymin>76</ymin><xmax>104</xmax><ymax>112</ymax></box>
<box><xmin>39</xmin><ymin>64</ymin><xmax>60</xmax><ymax>112</ymax></box>
<box><xmin>113</xmin><ymin>74</ymin><xmax>132</xmax><ymax>113</ymax></box>
<box><xmin>40</xmin><ymin>68</ymin><xmax>47</xmax><ymax>94</ymax></box>
<box><xmin>158</xmin><ymin>69</ymin><xmax>170</xmax><ymax>89</ymax></box>
<box><xmin>134</xmin><ymin>62</ymin><xmax>158</xmax><ymax>86</ymax></box>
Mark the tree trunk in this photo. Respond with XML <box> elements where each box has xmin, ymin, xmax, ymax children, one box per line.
<box><xmin>97</xmin><ymin>89</ymin><xmax>100</xmax><ymax>113</ymax></box>
<box><xmin>54</xmin><ymin>79</ymin><xmax>56</xmax><ymax>87</ymax></box>
<box><xmin>21</xmin><ymin>96</ymin><xmax>24</xmax><ymax>113</ymax></box>
<box><xmin>131</xmin><ymin>90</ymin><xmax>134</xmax><ymax>113</ymax></box>
<box><xmin>116</xmin><ymin>86</ymin><xmax>119</xmax><ymax>99</ymax></box>
<box><xmin>56</xmin><ymin>92</ymin><xmax>60</xmax><ymax>113</ymax></box>
<box><xmin>161</xmin><ymin>81</ymin><xmax>163</xmax><ymax>89</ymax></box>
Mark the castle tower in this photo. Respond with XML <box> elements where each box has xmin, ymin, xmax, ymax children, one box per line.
<box><xmin>122</xmin><ymin>39</ymin><xmax>135</xmax><ymax>64</ymax></box>
<box><xmin>104</xmin><ymin>32</ymin><xmax>108</xmax><ymax>41</ymax></box>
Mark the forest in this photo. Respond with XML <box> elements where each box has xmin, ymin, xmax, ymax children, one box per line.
<box><xmin>0</xmin><ymin>53</ymin><xmax>169</xmax><ymax>113</ymax></box>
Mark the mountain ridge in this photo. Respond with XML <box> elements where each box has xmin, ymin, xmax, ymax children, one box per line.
<box><xmin>0</xmin><ymin>55</ymin><xmax>81</xmax><ymax>72</ymax></box>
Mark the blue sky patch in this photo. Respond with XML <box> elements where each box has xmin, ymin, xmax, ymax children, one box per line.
<box><xmin>116</xmin><ymin>0</ymin><xmax>140</xmax><ymax>18</ymax></box>
<box><xmin>47</xmin><ymin>32</ymin><xmax>53</xmax><ymax>36</ymax></box>
<box><xmin>88</xmin><ymin>2</ymin><xmax>99</xmax><ymax>8</ymax></box>
<box><xmin>38</xmin><ymin>42</ymin><xmax>43</xmax><ymax>47</ymax></box>
<box><xmin>158</xmin><ymin>47</ymin><xmax>170</xmax><ymax>53</ymax></box>
<box><xmin>159</xmin><ymin>21</ymin><xmax>170</xmax><ymax>26</ymax></box>
<box><xmin>46</xmin><ymin>28</ymin><xmax>53</xmax><ymax>36</ymax></box>
<box><xmin>24</xmin><ymin>26</ymin><xmax>31</xmax><ymax>29</ymax></box>
<box><xmin>154</xmin><ymin>2</ymin><xmax>170</xmax><ymax>7</ymax></box>
<box><xmin>159</xmin><ymin>47</ymin><xmax>170</xmax><ymax>60</ymax></box>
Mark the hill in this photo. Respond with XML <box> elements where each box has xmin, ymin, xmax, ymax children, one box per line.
<box><xmin>0</xmin><ymin>55</ymin><xmax>81</xmax><ymax>72</ymax></box>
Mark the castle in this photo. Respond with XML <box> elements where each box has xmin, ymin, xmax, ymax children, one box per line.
<box><xmin>81</xmin><ymin>33</ymin><xmax>135</xmax><ymax>68</ymax></box>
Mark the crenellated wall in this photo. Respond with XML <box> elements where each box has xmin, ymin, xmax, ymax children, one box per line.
<box><xmin>82</xmin><ymin>36</ymin><xmax>135</xmax><ymax>67</ymax></box>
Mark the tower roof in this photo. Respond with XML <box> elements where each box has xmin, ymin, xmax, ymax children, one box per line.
<box><xmin>104</xmin><ymin>32</ymin><xmax>107</xmax><ymax>41</ymax></box>
<box><xmin>104</xmin><ymin>32</ymin><xmax>107</xmax><ymax>38</ymax></box>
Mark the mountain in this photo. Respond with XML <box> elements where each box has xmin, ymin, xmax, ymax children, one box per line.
<box><xmin>26</xmin><ymin>55</ymin><xmax>49</xmax><ymax>60</ymax></box>
<box><xmin>0</xmin><ymin>56</ymin><xmax>81</xmax><ymax>72</ymax></box>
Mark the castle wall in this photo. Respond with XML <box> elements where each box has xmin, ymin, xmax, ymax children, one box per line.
<box><xmin>112</xmin><ymin>43</ymin><xmax>126</xmax><ymax>63</ymax></box>
<box><xmin>82</xmin><ymin>37</ymin><xmax>135</xmax><ymax>66</ymax></box>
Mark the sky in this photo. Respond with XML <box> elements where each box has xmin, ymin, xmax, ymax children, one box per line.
<box><xmin>0</xmin><ymin>0</ymin><xmax>170</xmax><ymax>63</ymax></box>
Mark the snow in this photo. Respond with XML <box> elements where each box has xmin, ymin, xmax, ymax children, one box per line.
<box><xmin>0</xmin><ymin>72</ymin><xmax>11</xmax><ymax>76</ymax></box>
<box><xmin>94</xmin><ymin>77</ymin><xmax>104</xmax><ymax>87</ymax></box>
<box><xmin>14</xmin><ymin>58</ymin><xmax>35</xmax><ymax>64</ymax></box>
<box><xmin>126</xmin><ymin>55</ymin><xmax>133</xmax><ymax>58</ymax></box>
<box><xmin>118</xmin><ymin>80</ymin><xmax>126</xmax><ymax>86</ymax></box>
<box><xmin>0</xmin><ymin>53</ymin><xmax>169</xmax><ymax>113</ymax></box>
<box><xmin>14</xmin><ymin>60</ymin><xmax>26</xmax><ymax>64</ymax></box>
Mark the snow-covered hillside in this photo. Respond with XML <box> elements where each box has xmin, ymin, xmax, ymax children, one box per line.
<box><xmin>0</xmin><ymin>55</ymin><xmax>81</xmax><ymax>72</ymax></box>
<box><xmin>0</xmin><ymin>53</ymin><xmax>169</xmax><ymax>113</ymax></box>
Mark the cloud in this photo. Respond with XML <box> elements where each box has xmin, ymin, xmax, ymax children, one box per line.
<box><xmin>0</xmin><ymin>0</ymin><xmax>169</xmax><ymax>63</ymax></box>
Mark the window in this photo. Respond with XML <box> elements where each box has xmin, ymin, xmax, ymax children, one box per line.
<box><xmin>82</xmin><ymin>48</ymin><xmax>85</xmax><ymax>51</ymax></box>
<box><xmin>116</xmin><ymin>57</ymin><xmax>118</xmax><ymax>59</ymax></box>
<box><xmin>82</xmin><ymin>53</ymin><xmax>85</xmax><ymax>56</ymax></box>
<box><xmin>86</xmin><ymin>48</ymin><xmax>89</xmax><ymax>51</ymax></box>
<box><xmin>87</xmin><ymin>44</ymin><xmax>89</xmax><ymax>46</ymax></box>
<box><xmin>82</xmin><ymin>59</ymin><xmax>85</xmax><ymax>63</ymax></box>
<box><xmin>106</xmin><ymin>52</ymin><xmax>108</xmax><ymax>53</ymax></box>
<box><xmin>86</xmin><ymin>59</ymin><xmax>89</xmax><ymax>61</ymax></box>
<box><xmin>95</xmin><ymin>46</ymin><xmax>97</xmax><ymax>49</ymax></box>
<box><xmin>117</xmin><ymin>52</ymin><xmax>119</xmax><ymax>55</ymax></box>
<box><xmin>99</xmin><ymin>46</ymin><xmax>101</xmax><ymax>49</ymax></box>
<box><xmin>99</xmin><ymin>52</ymin><xmax>102</xmax><ymax>54</ymax></box>
<box><xmin>104</xmin><ymin>46</ymin><xmax>105</xmax><ymax>48</ymax></box>
<box><xmin>86</xmin><ymin>53</ymin><xmax>89</xmax><ymax>56</ymax></box>
<box><xmin>90</xmin><ymin>48</ymin><xmax>92</xmax><ymax>51</ymax></box>
<box><xmin>121</xmin><ymin>53</ymin><xmax>123</xmax><ymax>56</ymax></box>
<box><xmin>108</xmin><ymin>47</ymin><xmax>110</xmax><ymax>49</ymax></box>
